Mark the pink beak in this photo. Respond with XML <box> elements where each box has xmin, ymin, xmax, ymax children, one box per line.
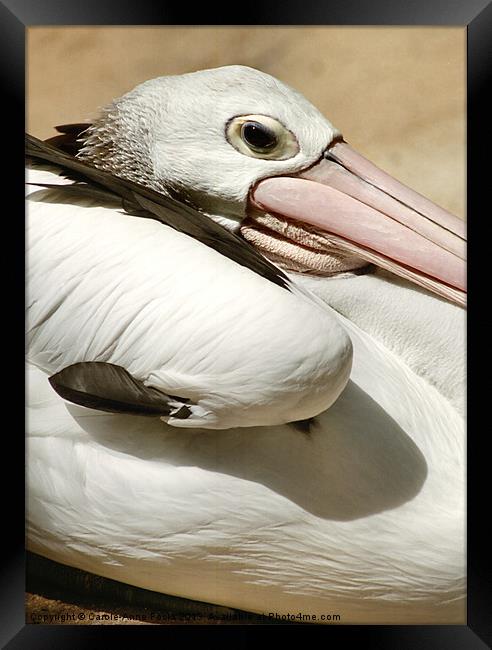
<box><xmin>250</xmin><ymin>141</ymin><xmax>466</xmax><ymax>307</ymax></box>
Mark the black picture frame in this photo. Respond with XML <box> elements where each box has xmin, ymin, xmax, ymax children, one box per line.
<box><xmin>1</xmin><ymin>1</ymin><xmax>490</xmax><ymax>647</ymax></box>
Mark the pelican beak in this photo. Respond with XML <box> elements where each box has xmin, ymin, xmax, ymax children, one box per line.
<box><xmin>250</xmin><ymin>140</ymin><xmax>466</xmax><ymax>307</ymax></box>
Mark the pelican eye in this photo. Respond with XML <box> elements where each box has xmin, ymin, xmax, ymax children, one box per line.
<box><xmin>226</xmin><ymin>114</ymin><xmax>299</xmax><ymax>160</ymax></box>
<box><xmin>241</xmin><ymin>121</ymin><xmax>277</xmax><ymax>152</ymax></box>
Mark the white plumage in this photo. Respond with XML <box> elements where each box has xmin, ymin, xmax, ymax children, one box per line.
<box><xmin>27</xmin><ymin>167</ymin><xmax>351</xmax><ymax>429</ymax></box>
<box><xmin>26</xmin><ymin>65</ymin><xmax>465</xmax><ymax>623</ymax></box>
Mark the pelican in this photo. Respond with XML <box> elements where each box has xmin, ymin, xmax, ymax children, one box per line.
<box><xmin>26</xmin><ymin>65</ymin><xmax>466</xmax><ymax>624</ymax></box>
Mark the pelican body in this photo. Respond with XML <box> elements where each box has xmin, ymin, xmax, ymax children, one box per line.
<box><xmin>26</xmin><ymin>66</ymin><xmax>466</xmax><ymax>623</ymax></box>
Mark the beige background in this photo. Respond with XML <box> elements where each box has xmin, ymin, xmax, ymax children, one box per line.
<box><xmin>27</xmin><ymin>27</ymin><xmax>465</xmax><ymax>218</ymax></box>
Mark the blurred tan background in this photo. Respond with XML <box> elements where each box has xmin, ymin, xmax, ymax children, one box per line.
<box><xmin>27</xmin><ymin>27</ymin><xmax>465</xmax><ymax>218</ymax></box>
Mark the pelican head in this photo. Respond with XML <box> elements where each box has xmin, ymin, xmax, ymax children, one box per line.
<box><xmin>79</xmin><ymin>66</ymin><xmax>336</xmax><ymax>221</ymax></box>
<box><xmin>78</xmin><ymin>64</ymin><xmax>465</xmax><ymax>305</ymax></box>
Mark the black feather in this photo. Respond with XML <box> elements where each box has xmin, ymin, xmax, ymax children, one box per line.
<box><xmin>26</xmin><ymin>133</ymin><xmax>291</xmax><ymax>291</ymax></box>
<box><xmin>44</xmin><ymin>123</ymin><xmax>92</xmax><ymax>156</ymax></box>
<box><xmin>49</xmin><ymin>362</ymin><xmax>193</xmax><ymax>418</ymax></box>
<box><xmin>26</xmin><ymin>181</ymin><xmax>120</xmax><ymax>205</ymax></box>
<box><xmin>55</xmin><ymin>123</ymin><xmax>92</xmax><ymax>135</ymax></box>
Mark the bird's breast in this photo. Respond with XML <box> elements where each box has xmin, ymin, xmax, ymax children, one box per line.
<box><xmin>292</xmin><ymin>269</ymin><xmax>466</xmax><ymax>415</ymax></box>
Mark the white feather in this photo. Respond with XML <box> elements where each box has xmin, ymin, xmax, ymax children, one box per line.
<box><xmin>27</xmin><ymin>309</ymin><xmax>464</xmax><ymax>623</ymax></box>
<box><xmin>27</xmin><ymin>167</ymin><xmax>351</xmax><ymax>429</ymax></box>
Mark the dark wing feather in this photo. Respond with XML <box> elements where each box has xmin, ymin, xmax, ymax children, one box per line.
<box><xmin>49</xmin><ymin>362</ymin><xmax>192</xmax><ymax>419</ymax></box>
<box><xmin>44</xmin><ymin>123</ymin><xmax>92</xmax><ymax>157</ymax></box>
<box><xmin>26</xmin><ymin>133</ymin><xmax>291</xmax><ymax>291</ymax></box>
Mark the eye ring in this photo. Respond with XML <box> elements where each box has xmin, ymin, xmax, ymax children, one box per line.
<box><xmin>240</xmin><ymin>121</ymin><xmax>277</xmax><ymax>152</ymax></box>
<box><xmin>226</xmin><ymin>114</ymin><xmax>299</xmax><ymax>161</ymax></box>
